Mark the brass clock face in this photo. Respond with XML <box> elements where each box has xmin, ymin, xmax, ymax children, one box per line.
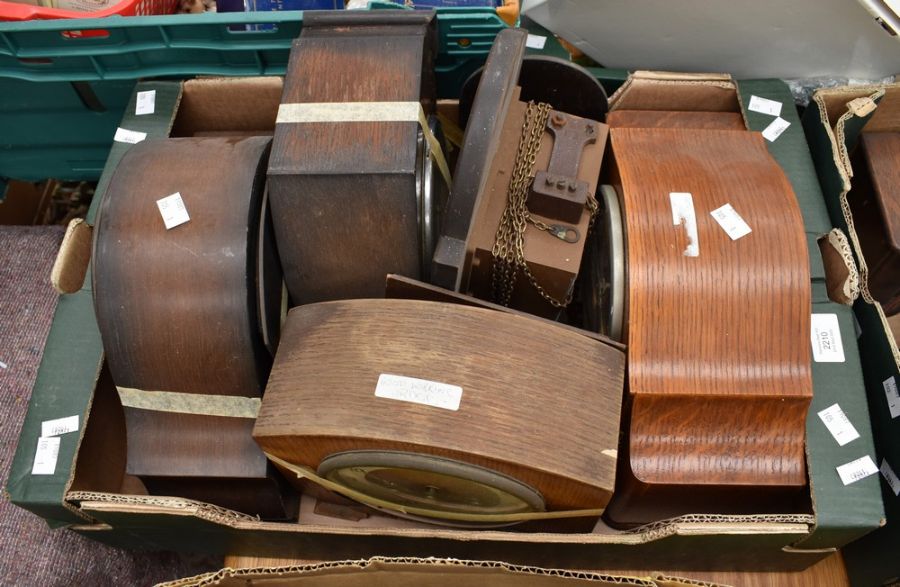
<box><xmin>317</xmin><ymin>450</ymin><xmax>545</xmax><ymax>526</ymax></box>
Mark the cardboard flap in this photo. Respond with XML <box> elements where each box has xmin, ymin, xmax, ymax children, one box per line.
<box><xmin>172</xmin><ymin>77</ymin><xmax>284</xmax><ymax>137</ymax></box>
<box><xmin>809</xmin><ymin>84</ymin><xmax>900</xmax><ymax>369</ymax></box>
<box><xmin>818</xmin><ymin>229</ymin><xmax>859</xmax><ymax>305</ymax></box>
<box><xmin>51</xmin><ymin>218</ymin><xmax>92</xmax><ymax>294</ymax></box>
<box><xmin>814</xmin><ymin>87</ymin><xmax>885</xmax><ymax>134</ymax></box>
<box><xmin>810</xmin><ymin>87</ymin><xmax>885</xmax><ymax>184</ymax></box>
<box><xmin>153</xmin><ymin>557</ymin><xmax>728</xmax><ymax>587</ymax></box>
<box><xmin>792</xmin><ymin>301</ymin><xmax>885</xmax><ymax>550</ymax></box>
<box><xmin>609</xmin><ymin>71</ymin><xmax>739</xmax><ymax>113</ymax></box>
<box><xmin>737</xmin><ymin>79</ymin><xmax>834</xmax><ymax>239</ymax></box>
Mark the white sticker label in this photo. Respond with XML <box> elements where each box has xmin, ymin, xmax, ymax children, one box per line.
<box><xmin>41</xmin><ymin>415</ymin><xmax>79</xmax><ymax>438</ymax></box>
<box><xmin>135</xmin><ymin>90</ymin><xmax>156</xmax><ymax>115</ymax></box>
<box><xmin>374</xmin><ymin>373</ymin><xmax>462</xmax><ymax>411</ymax></box>
<box><xmin>817</xmin><ymin>403</ymin><xmax>860</xmax><ymax>446</ymax></box>
<box><xmin>156</xmin><ymin>192</ymin><xmax>190</xmax><ymax>230</ymax></box>
<box><xmin>811</xmin><ymin>313</ymin><xmax>845</xmax><ymax>363</ymax></box>
<box><xmin>114</xmin><ymin>127</ymin><xmax>147</xmax><ymax>144</ymax></box>
<box><xmin>762</xmin><ymin>116</ymin><xmax>791</xmax><ymax>142</ymax></box>
<box><xmin>884</xmin><ymin>376</ymin><xmax>900</xmax><ymax>419</ymax></box>
<box><xmin>881</xmin><ymin>459</ymin><xmax>900</xmax><ymax>496</ymax></box>
<box><xmin>31</xmin><ymin>436</ymin><xmax>60</xmax><ymax>476</ymax></box>
<box><xmin>669</xmin><ymin>192</ymin><xmax>699</xmax><ymax>257</ymax></box>
<box><xmin>525</xmin><ymin>34</ymin><xmax>547</xmax><ymax>50</ymax></box>
<box><xmin>0</xmin><ymin>360</ymin><xmax>7</xmax><ymax>369</ymax></box>
<box><xmin>710</xmin><ymin>203</ymin><xmax>752</xmax><ymax>241</ymax></box>
<box><xmin>837</xmin><ymin>455</ymin><xmax>878</xmax><ymax>486</ymax></box>
<box><xmin>748</xmin><ymin>95</ymin><xmax>783</xmax><ymax>117</ymax></box>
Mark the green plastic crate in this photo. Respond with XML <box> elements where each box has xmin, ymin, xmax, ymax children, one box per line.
<box><xmin>0</xmin><ymin>8</ymin><xmax>508</xmax><ymax>182</ymax></box>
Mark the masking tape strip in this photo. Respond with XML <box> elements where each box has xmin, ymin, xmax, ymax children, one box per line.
<box><xmin>276</xmin><ymin>101</ymin><xmax>451</xmax><ymax>188</ymax></box>
<box><xmin>265</xmin><ymin>452</ymin><xmax>604</xmax><ymax>523</ymax></box>
<box><xmin>117</xmin><ymin>387</ymin><xmax>260</xmax><ymax>419</ymax></box>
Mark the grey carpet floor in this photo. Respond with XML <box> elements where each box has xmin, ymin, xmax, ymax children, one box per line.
<box><xmin>0</xmin><ymin>226</ymin><xmax>221</xmax><ymax>586</ymax></box>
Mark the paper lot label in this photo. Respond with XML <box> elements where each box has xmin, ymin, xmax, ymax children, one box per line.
<box><xmin>375</xmin><ymin>373</ymin><xmax>462</xmax><ymax>411</ymax></box>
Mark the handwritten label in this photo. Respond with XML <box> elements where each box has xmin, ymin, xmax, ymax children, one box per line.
<box><xmin>526</xmin><ymin>34</ymin><xmax>547</xmax><ymax>50</ymax></box>
<box><xmin>669</xmin><ymin>192</ymin><xmax>699</xmax><ymax>257</ymax></box>
<box><xmin>41</xmin><ymin>415</ymin><xmax>79</xmax><ymax>438</ymax></box>
<box><xmin>811</xmin><ymin>313</ymin><xmax>845</xmax><ymax>363</ymax></box>
<box><xmin>135</xmin><ymin>90</ymin><xmax>156</xmax><ymax>116</ymax></box>
<box><xmin>31</xmin><ymin>437</ymin><xmax>60</xmax><ymax>476</ymax></box>
<box><xmin>882</xmin><ymin>459</ymin><xmax>900</xmax><ymax>496</ymax></box>
<box><xmin>710</xmin><ymin>203</ymin><xmax>752</xmax><ymax>240</ymax></box>
<box><xmin>375</xmin><ymin>373</ymin><xmax>462</xmax><ymax>411</ymax></box>
<box><xmin>817</xmin><ymin>403</ymin><xmax>860</xmax><ymax>446</ymax></box>
<box><xmin>762</xmin><ymin>116</ymin><xmax>791</xmax><ymax>142</ymax></box>
<box><xmin>748</xmin><ymin>95</ymin><xmax>783</xmax><ymax>117</ymax></box>
<box><xmin>156</xmin><ymin>192</ymin><xmax>190</xmax><ymax>230</ymax></box>
<box><xmin>837</xmin><ymin>455</ymin><xmax>878</xmax><ymax>486</ymax></box>
<box><xmin>114</xmin><ymin>127</ymin><xmax>147</xmax><ymax>144</ymax></box>
<box><xmin>885</xmin><ymin>376</ymin><xmax>900</xmax><ymax>419</ymax></box>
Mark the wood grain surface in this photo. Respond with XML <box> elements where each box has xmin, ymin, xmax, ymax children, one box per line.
<box><xmin>254</xmin><ymin>299</ymin><xmax>625</xmax><ymax>512</ymax></box>
<box><xmin>92</xmin><ymin>136</ymin><xmax>293</xmax><ymax>518</ymax></box>
<box><xmin>268</xmin><ymin>11</ymin><xmax>437</xmax><ymax>305</ymax></box>
<box><xmin>94</xmin><ymin>136</ymin><xmax>273</xmax><ymax>397</ymax></box>
<box><xmin>606</xmin><ymin>110</ymin><xmax>746</xmax><ymax>130</ymax></box>
<box><xmin>432</xmin><ymin>28</ymin><xmax>526</xmax><ymax>291</ymax></box>
<box><xmin>604</xmin><ymin>128</ymin><xmax>812</xmax><ymax>526</ymax></box>
<box><xmin>384</xmin><ymin>274</ymin><xmax>625</xmax><ymax>350</ymax></box>
<box><xmin>851</xmin><ymin>132</ymin><xmax>900</xmax><ymax>315</ymax></box>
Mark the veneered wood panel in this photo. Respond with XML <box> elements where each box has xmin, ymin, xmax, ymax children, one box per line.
<box><xmin>605</xmin><ymin>127</ymin><xmax>812</xmax><ymax>526</ymax></box>
<box><xmin>254</xmin><ymin>299</ymin><xmax>625</xmax><ymax>513</ymax></box>
<box><xmin>267</xmin><ymin>12</ymin><xmax>437</xmax><ymax>305</ymax></box>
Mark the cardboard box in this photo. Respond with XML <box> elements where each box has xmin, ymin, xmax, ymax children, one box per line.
<box><xmin>803</xmin><ymin>84</ymin><xmax>900</xmax><ymax>586</ymax></box>
<box><xmin>5</xmin><ymin>74</ymin><xmax>882</xmax><ymax>571</ymax></box>
<box><xmin>155</xmin><ymin>557</ymin><xmax>726</xmax><ymax>587</ymax></box>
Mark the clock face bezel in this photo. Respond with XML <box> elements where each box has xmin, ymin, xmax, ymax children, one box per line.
<box><xmin>317</xmin><ymin>450</ymin><xmax>546</xmax><ymax>528</ymax></box>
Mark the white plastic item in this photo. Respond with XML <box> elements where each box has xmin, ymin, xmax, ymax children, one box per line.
<box><xmin>522</xmin><ymin>0</ymin><xmax>900</xmax><ymax>79</ymax></box>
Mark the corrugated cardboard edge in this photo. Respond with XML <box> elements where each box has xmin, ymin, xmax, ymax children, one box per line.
<box><xmin>619</xmin><ymin>513</ymin><xmax>814</xmax><ymax>536</ymax></box>
<box><xmin>66</xmin><ymin>492</ymin><xmax>259</xmax><ymax>525</ymax></box>
<box><xmin>818</xmin><ymin>228</ymin><xmax>860</xmax><ymax>305</ymax></box>
<box><xmin>812</xmin><ymin>85</ymin><xmax>900</xmax><ymax>370</ymax></box>
<box><xmin>153</xmin><ymin>557</ymin><xmax>728</xmax><ymax>587</ymax></box>
<box><xmin>67</xmin><ymin>491</ymin><xmax>811</xmax><ymax>545</ymax></box>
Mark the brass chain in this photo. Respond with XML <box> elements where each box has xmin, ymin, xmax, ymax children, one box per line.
<box><xmin>491</xmin><ymin>101</ymin><xmax>599</xmax><ymax>308</ymax></box>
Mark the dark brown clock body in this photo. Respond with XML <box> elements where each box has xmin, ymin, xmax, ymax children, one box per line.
<box><xmin>253</xmin><ymin>298</ymin><xmax>625</xmax><ymax>517</ymax></box>
<box><xmin>850</xmin><ymin>132</ymin><xmax>900</xmax><ymax>315</ymax></box>
<box><xmin>604</xmin><ymin>127</ymin><xmax>813</xmax><ymax>527</ymax></box>
<box><xmin>267</xmin><ymin>11</ymin><xmax>438</xmax><ymax>306</ymax></box>
<box><xmin>92</xmin><ymin>136</ymin><xmax>295</xmax><ymax>519</ymax></box>
<box><xmin>432</xmin><ymin>28</ymin><xmax>606</xmax><ymax>318</ymax></box>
